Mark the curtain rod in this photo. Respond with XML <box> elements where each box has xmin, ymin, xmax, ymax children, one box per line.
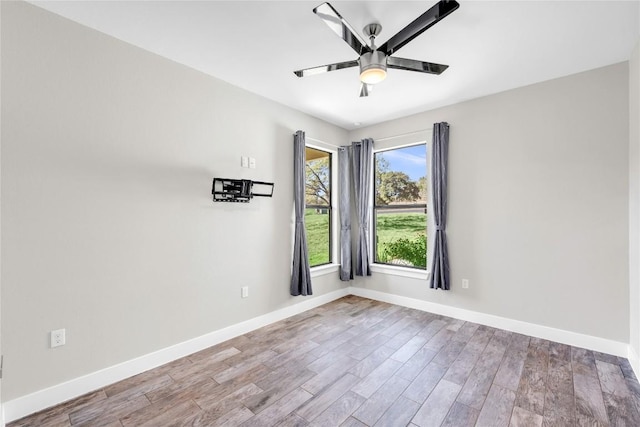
<box><xmin>307</xmin><ymin>128</ymin><xmax>432</xmax><ymax>146</ymax></box>
<box><xmin>374</xmin><ymin>129</ymin><xmax>432</xmax><ymax>142</ymax></box>
<box><xmin>306</xmin><ymin>136</ymin><xmax>341</xmax><ymax>148</ymax></box>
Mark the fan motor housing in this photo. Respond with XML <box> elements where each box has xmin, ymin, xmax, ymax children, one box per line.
<box><xmin>359</xmin><ymin>51</ymin><xmax>388</xmax><ymax>84</ymax></box>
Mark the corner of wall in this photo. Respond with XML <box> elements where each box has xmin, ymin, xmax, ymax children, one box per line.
<box><xmin>630</xmin><ymin>37</ymin><xmax>640</xmax><ymax>379</ymax></box>
<box><xmin>630</xmin><ymin>344</ymin><xmax>640</xmax><ymax>384</ymax></box>
<box><xmin>1</xmin><ymin>0</ymin><xmax>4</xmax><ymax>422</ymax></box>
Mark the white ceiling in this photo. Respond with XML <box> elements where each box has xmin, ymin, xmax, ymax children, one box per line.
<box><xmin>30</xmin><ymin>1</ymin><xmax>640</xmax><ymax>130</ymax></box>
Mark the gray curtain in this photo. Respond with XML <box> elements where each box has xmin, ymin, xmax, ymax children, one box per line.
<box><xmin>291</xmin><ymin>130</ymin><xmax>312</xmax><ymax>296</ymax></box>
<box><xmin>352</xmin><ymin>138</ymin><xmax>374</xmax><ymax>276</ymax></box>
<box><xmin>430</xmin><ymin>123</ymin><xmax>450</xmax><ymax>290</ymax></box>
<box><xmin>338</xmin><ymin>147</ymin><xmax>352</xmax><ymax>281</ymax></box>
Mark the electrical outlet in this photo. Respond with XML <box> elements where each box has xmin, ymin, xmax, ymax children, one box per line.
<box><xmin>241</xmin><ymin>286</ymin><xmax>249</xmax><ymax>298</ymax></box>
<box><xmin>462</xmin><ymin>279</ymin><xmax>469</xmax><ymax>289</ymax></box>
<box><xmin>241</xmin><ymin>156</ymin><xmax>249</xmax><ymax>168</ymax></box>
<box><xmin>51</xmin><ymin>329</ymin><xmax>66</xmax><ymax>348</ymax></box>
<box><xmin>249</xmin><ymin>157</ymin><xmax>256</xmax><ymax>169</ymax></box>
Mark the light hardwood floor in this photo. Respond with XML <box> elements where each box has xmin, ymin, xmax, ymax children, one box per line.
<box><xmin>9</xmin><ymin>295</ymin><xmax>640</xmax><ymax>426</ymax></box>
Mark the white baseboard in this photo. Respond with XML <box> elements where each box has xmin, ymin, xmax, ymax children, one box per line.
<box><xmin>3</xmin><ymin>285</ymin><xmax>632</xmax><ymax>423</ymax></box>
<box><xmin>349</xmin><ymin>286</ymin><xmax>629</xmax><ymax>357</ymax></box>
<box><xmin>2</xmin><ymin>288</ymin><xmax>349</xmax><ymax>423</ymax></box>
<box><xmin>629</xmin><ymin>345</ymin><xmax>640</xmax><ymax>381</ymax></box>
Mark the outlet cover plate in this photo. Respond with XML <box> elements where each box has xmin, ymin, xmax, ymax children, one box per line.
<box><xmin>51</xmin><ymin>329</ymin><xmax>66</xmax><ymax>348</ymax></box>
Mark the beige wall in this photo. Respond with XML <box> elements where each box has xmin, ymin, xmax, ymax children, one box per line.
<box><xmin>630</xmin><ymin>39</ymin><xmax>640</xmax><ymax>360</ymax></box>
<box><xmin>0</xmin><ymin>1</ymin><xmax>347</xmax><ymax>401</ymax></box>
<box><xmin>349</xmin><ymin>63</ymin><xmax>630</xmax><ymax>343</ymax></box>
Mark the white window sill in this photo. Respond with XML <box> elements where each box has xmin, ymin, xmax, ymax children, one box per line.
<box><xmin>371</xmin><ymin>263</ymin><xmax>430</xmax><ymax>280</ymax></box>
<box><xmin>310</xmin><ymin>263</ymin><xmax>340</xmax><ymax>278</ymax></box>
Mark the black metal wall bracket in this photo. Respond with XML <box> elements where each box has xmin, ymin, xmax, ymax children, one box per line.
<box><xmin>212</xmin><ymin>178</ymin><xmax>274</xmax><ymax>203</ymax></box>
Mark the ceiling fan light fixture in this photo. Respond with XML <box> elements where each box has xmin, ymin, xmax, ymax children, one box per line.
<box><xmin>359</xmin><ymin>51</ymin><xmax>387</xmax><ymax>84</ymax></box>
<box><xmin>360</xmin><ymin>67</ymin><xmax>387</xmax><ymax>84</ymax></box>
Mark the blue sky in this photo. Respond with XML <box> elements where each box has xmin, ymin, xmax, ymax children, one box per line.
<box><xmin>377</xmin><ymin>144</ymin><xmax>427</xmax><ymax>181</ymax></box>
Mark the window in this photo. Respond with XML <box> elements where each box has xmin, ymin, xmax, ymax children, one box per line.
<box><xmin>305</xmin><ymin>147</ymin><xmax>332</xmax><ymax>267</ymax></box>
<box><xmin>374</xmin><ymin>144</ymin><xmax>427</xmax><ymax>269</ymax></box>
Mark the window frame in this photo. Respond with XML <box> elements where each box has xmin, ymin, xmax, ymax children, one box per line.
<box><xmin>304</xmin><ymin>142</ymin><xmax>338</xmax><ymax>272</ymax></box>
<box><xmin>369</xmin><ymin>131</ymin><xmax>433</xmax><ymax>279</ymax></box>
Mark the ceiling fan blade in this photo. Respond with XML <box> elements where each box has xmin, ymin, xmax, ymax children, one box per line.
<box><xmin>387</xmin><ymin>57</ymin><xmax>449</xmax><ymax>75</ymax></box>
<box><xmin>294</xmin><ymin>60</ymin><xmax>359</xmax><ymax>78</ymax></box>
<box><xmin>379</xmin><ymin>0</ymin><xmax>460</xmax><ymax>56</ymax></box>
<box><xmin>313</xmin><ymin>2</ymin><xmax>371</xmax><ymax>56</ymax></box>
<box><xmin>359</xmin><ymin>83</ymin><xmax>371</xmax><ymax>97</ymax></box>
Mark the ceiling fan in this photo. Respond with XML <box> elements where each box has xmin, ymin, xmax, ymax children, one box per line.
<box><xmin>294</xmin><ymin>0</ymin><xmax>460</xmax><ymax>97</ymax></box>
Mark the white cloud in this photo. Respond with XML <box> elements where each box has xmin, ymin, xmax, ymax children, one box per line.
<box><xmin>380</xmin><ymin>149</ymin><xmax>425</xmax><ymax>165</ymax></box>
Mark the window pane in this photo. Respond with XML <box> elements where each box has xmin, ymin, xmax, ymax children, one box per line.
<box><xmin>374</xmin><ymin>144</ymin><xmax>427</xmax><ymax>270</ymax></box>
<box><xmin>305</xmin><ymin>147</ymin><xmax>332</xmax><ymax>267</ymax></box>
<box><xmin>305</xmin><ymin>208</ymin><xmax>330</xmax><ymax>266</ymax></box>
<box><xmin>375</xmin><ymin>208</ymin><xmax>426</xmax><ymax>268</ymax></box>
<box><xmin>375</xmin><ymin>145</ymin><xmax>427</xmax><ymax>205</ymax></box>
<box><xmin>305</xmin><ymin>148</ymin><xmax>331</xmax><ymax>207</ymax></box>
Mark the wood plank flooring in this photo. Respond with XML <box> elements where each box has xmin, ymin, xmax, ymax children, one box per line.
<box><xmin>9</xmin><ymin>296</ymin><xmax>640</xmax><ymax>427</ymax></box>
